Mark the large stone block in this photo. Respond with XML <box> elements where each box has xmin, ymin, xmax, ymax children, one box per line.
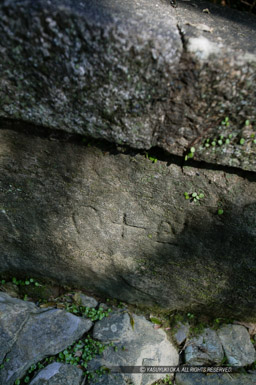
<box><xmin>90</xmin><ymin>311</ymin><xmax>179</xmax><ymax>385</ymax></box>
<box><xmin>1</xmin><ymin>124</ymin><xmax>256</xmax><ymax>319</ymax></box>
<box><xmin>0</xmin><ymin>0</ymin><xmax>181</xmax><ymax>147</ymax></box>
<box><xmin>0</xmin><ymin>0</ymin><xmax>255</xmax><ymax>170</ymax></box>
<box><xmin>0</xmin><ymin>293</ymin><xmax>92</xmax><ymax>385</ymax></box>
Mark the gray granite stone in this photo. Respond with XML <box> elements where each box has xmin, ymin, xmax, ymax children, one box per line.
<box><xmin>0</xmin><ymin>0</ymin><xmax>256</xmax><ymax>170</ymax></box>
<box><xmin>1</xmin><ymin>128</ymin><xmax>256</xmax><ymax>319</ymax></box>
<box><xmin>0</xmin><ymin>293</ymin><xmax>92</xmax><ymax>385</ymax></box>
<box><xmin>174</xmin><ymin>322</ymin><xmax>190</xmax><ymax>345</ymax></box>
<box><xmin>217</xmin><ymin>325</ymin><xmax>256</xmax><ymax>366</ymax></box>
<box><xmin>30</xmin><ymin>363</ymin><xmax>84</xmax><ymax>385</ymax></box>
<box><xmin>185</xmin><ymin>328</ymin><xmax>224</xmax><ymax>365</ymax></box>
<box><xmin>90</xmin><ymin>311</ymin><xmax>179</xmax><ymax>385</ymax></box>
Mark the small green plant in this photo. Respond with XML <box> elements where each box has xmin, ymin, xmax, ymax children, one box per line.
<box><xmin>218</xmin><ymin>135</ymin><xmax>224</xmax><ymax>145</ymax></box>
<box><xmin>202</xmin><ymin>134</ymin><xmax>231</xmax><ymax>149</ymax></box>
<box><xmin>163</xmin><ymin>374</ymin><xmax>173</xmax><ymax>384</ymax></box>
<box><xmin>204</xmin><ymin>138</ymin><xmax>210</xmax><ymax>148</ymax></box>
<box><xmin>65</xmin><ymin>303</ymin><xmax>112</xmax><ymax>321</ymax></box>
<box><xmin>192</xmin><ymin>192</ymin><xmax>204</xmax><ymax>202</ymax></box>
<box><xmin>250</xmin><ymin>132</ymin><xmax>256</xmax><ymax>143</ymax></box>
<box><xmin>217</xmin><ymin>209</ymin><xmax>224</xmax><ymax>215</ymax></box>
<box><xmin>220</xmin><ymin>355</ymin><xmax>228</xmax><ymax>365</ymax></box>
<box><xmin>184</xmin><ymin>191</ymin><xmax>204</xmax><ymax>202</ymax></box>
<box><xmin>213</xmin><ymin>318</ymin><xmax>221</xmax><ymax>327</ymax></box>
<box><xmin>27</xmin><ymin>364</ymin><xmax>37</xmax><ymax>374</ymax></box>
<box><xmin>221</xmin><ymin>116</ymin><xmax>230</xmax><ymax>127</ymax></box>
<box><xmin>188</xmin><ymin>319</ymin><xmax>205</xmax><ymax>337</ymax></box>
<box><xmin>17</xmin><ymin>336</ymin><xmax>113</xmax><ymax>384</ymax></box>
<box><xmin>184</xmin><ymin>192</ymin><xmax>190</xmax><ymax>200</ymax></box>
<box><xmin>11</xmin><ymin>277</ymin><xmax>41</xmax><ymax>287</ymax></box>
<box><xmin>56</xmin><ymin>336</ymin><xmax>112</xmax><ymax>379</ymax></box>
<box><xmin>0</xmin><ymin>357</ymin><xmax>10</xmax><ymax>369</ymax></box>
<box><xmin>212</xmin><ymin>317</ymin><xmax>231</xmax><ymax>329</ymax></box>
<box><xmin>150</xmin><ymin>316</ymin><xmax>162</xmax><ymax>325</ymax></box>
<box><xmin>145</xmin><ymin>152</ymin><xmax>157</xmax><ymax>163</ymax></box>
<box><xmin>187</xmin><ymin>312</ymin><xmax>194</xmax><ymax>320</ymax></box>
<box><xmin>14</xmin><ymin>357</ymin><xmax>56</xmax><ymax>384</ymax></box>
<box><xmin>184</xmin><ymin>147</ymin><xmax>195</xmax><ymax>161</ymax></box>
<box><xmin>200</xmin><ymin>118</ymin><xmax>256</xmax><ymax>149</ymax></box>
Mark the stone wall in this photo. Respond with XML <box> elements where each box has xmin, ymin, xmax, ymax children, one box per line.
<box><xmin>0</xmin><ymin>0</ymin><xmax>255</xmax><ymax>170</ymax></box>
<box><xmin>1</xmin><ymin>121</ymin><xmax>255</xmax><ymax>319</ymax></box>
<box><xmin>0</xmin><ymin>0</ymin><xmax>256</xmax><ymax>319</ymax></box>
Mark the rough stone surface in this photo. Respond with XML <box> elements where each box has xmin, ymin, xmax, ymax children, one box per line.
<box><xmin>174</xmin><ymin>0</ymin><xmax>256</xmax><ymax>172</ymax></box>
<box><xmin>174</xmin><ymin>322</ymin><xmax>190</xmax><ymax>345</ymax></box>
<box><xmin>0</xmin><ymin>0</ymin><xmax>256</xmax><ymax>171</ymax></box>
<box><xmin>0</xmin><ymin>282</ymin><xmax>20</xmax><ymax>298</ymax></box>
<box><xmin>175</xmin><ymin>372</ymin><xmax>256</xmax><ymax>385</ymax></box>
<box><xmin>88</xmin><ymin>372</ymin><xmax>123</xmax><ymax>385</ymax></box>
<box><xmin>99</xmin><ymin>303</ymin><xmax>109</xmax><ymax>311</ymax></box>
<box><xmin>1</xmin><ymin>126</ymin><xmax>256</xmax><ymax>319</ymax></box>
<box><xmin>0</xmin><ymin>0</ymin><xmax>181</xmax><ymax>149</ymax></box>
<box><xmin>93</xmin><ymin>311</ymin><xmax>132</xmax><ymax>342</ymax></box>
<box><xmin>0</xmin><ymin>292</ymin><xmax>92</xmax><ymax>385</ymax></box>
<box><xmin>217</xmin><ymin>325</ymin><xmax>256</xmax><ymax>366</ymax></box>
<box><xmin>0</xmin><ymin>292</ymin><xmax>38</xmax><ymax>364</ymax></box>
<box><xmin>185</xmin><ymin>328</ymin><xmax>224</xmax><ymax>365</ymax></box>
<box><xmin>29</xmin><ymin>363</ymin><xmax>84</xmax><ymax>385</ymax></box>
<box><xmin>90</xmin><ymin>310</ymin><xmax>179</xmax><ymax>385</ymax></box>
<box><xmin>76</xmin><ymin>293</ymin><xmax>98</xmax><ymax>308</ymax></box>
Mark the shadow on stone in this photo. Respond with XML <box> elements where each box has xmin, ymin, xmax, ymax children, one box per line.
<box><xmin>0</xmin><ymin>121</ymin><xmax>256</xmax><ymax>320</ymax></box>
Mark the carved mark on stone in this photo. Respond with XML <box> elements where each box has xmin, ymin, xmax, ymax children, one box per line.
<box><xmin>157</xmin><ymin>219</ymin><xmax>184</xmax><ymax>243</ymax></box>
<box><xmin>72</xmin><ymin>213</ymin><xmax>80</xmax><ymax>235</ymax></box>
<box><xmin>121</xmin><ymin>213</ymin><xmax>126</xmax><ymax>238</ymax></box>
<box><xmin>71</xmin><ymin>206</ymin><xmax>100</xmax><ymax>235</ymax></box>
<box><xmin>0</xmin><ymin>209</ymin><xmax>20</xmax><ymax>239</ymax></box>
<box><xmin>122</xmin><ymin>213</ymin><xmax>147</xmax><ymax>229</ymax></box>
<box><xmin>121</xmin><ymin>212</ymin><xmax>148</xmax><ymax>239</ymax></box>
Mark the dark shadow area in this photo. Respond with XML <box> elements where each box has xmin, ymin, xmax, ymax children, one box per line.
<box><xmin>208</xmin><ymin>0</ymin><xmax>256</xmax><ymax>14</ymax></box>
<box><xmin>177</xmin><ymin>0</ymin><xmax>256</xmax><ymax>32</ymax></box>
<box><xmin>139</xmin><ymin>200</ymin><xmax>256</xmax><ymax>320</ymax></box>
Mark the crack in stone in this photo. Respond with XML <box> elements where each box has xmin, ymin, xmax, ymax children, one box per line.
<box><xmin>0</xmin><ymin>118</ymin><xmax>255</xmax><ymax>180</ymax></box>
<box><xmin>155</xmin><ymin>240</ymin><xmax>179</xmax><ymax>246</ymax></box>
<box><xmin>72</xmin><ymin>213</ymin><xmax>80</xmax><ymax>235</ymax></box>
<box><xmin>0</xmin><ymin>209</ymin><xmax>20</xmax><ymax>239</ymax></box>
<box><xmin>177</xmin><ymin>23</ymin><xmax>187</xmax><ymax>52</ymax></box>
